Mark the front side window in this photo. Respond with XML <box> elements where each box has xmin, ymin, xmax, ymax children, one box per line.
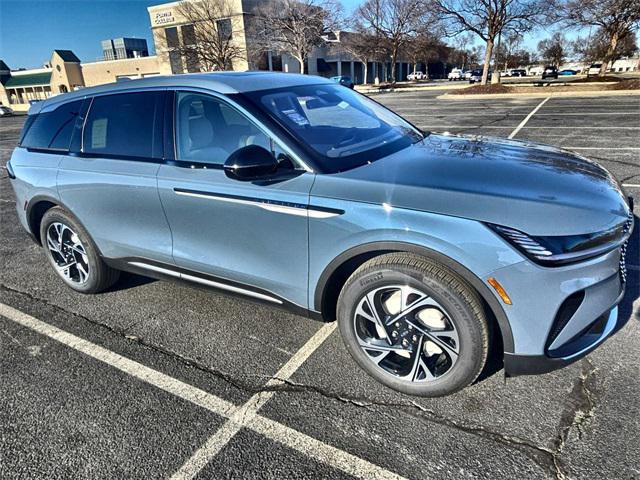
<box><xmin>241</xmin><ymin>84</ymin><xmax>423</xmax><ymax>172</ymax></box>
<box><xmin>175</xmin><ymin>92</ymin><xmax>270</xmax><ymax>165</ymax></box>
<box><xmin>20</xmin><ymin>100</ymin><xmax>83</xmax><ymax>151</ymax></box>
<box><xmin>83</xmin><ymin>91</ymin><xmax>162</xmax><ymax>158</ymax></box>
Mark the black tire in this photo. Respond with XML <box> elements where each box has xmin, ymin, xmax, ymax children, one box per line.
<box><xmin>337</xmin><ymin>253</ymin><xmax>489</xmax><ymax>397</ymax></box>
<box><xmin>40</xmin><ymin>207</ymin><xmax>119</xmax><ymax>293</ymax></box>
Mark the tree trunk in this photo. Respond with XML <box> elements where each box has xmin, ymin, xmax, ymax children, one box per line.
<box><xmin>390</xmin><ymin>49</ymin><xmax>398</xmax><ymax>84</ymax></box>
<box><xmin>482</xmin><ymin>38</ymin><xmax>494</xmax><ymax>85</ymax></box>
<box><xmin>362</xmin><ymin>61</ymin><xmax>368</xmax><ymax>85</ymax></box>
<box><xmin>601</xmin><ymin>31</ymin><xmax>619</xmax><ymax>77</ymax></box>
<box><xmin>298</xmin><ymin>57</ymin><xmax>305</xmax><ymax>74</ymax></box>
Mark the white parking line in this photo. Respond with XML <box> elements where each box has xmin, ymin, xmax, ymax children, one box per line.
<box><xmin>509</xmin><ymin>97</ymin><xmax>549</xmax><ymax>139</ymax></box>
<box><xmin>170</xmin><ymin>322</ymin><xmax>337</xmax><ymax>480</ymax></box>
<box><xmin>568</xmin><ymin>147</ymin><xmax>640</xmax><ymax>150</ymax></box>
<box><xmin>0</xmin><ymin>303</ymin><xmax>405</xmax><ymax>480</ymax></box>
<box><xmin>622</xmin><ymin>183</ymin><xmax>640</xmax><ymax>188</ymax></box>
<box><xmin>416</xmin><ymin>125</ymin><xmax>639</xmax><ymax>130</ymax></box>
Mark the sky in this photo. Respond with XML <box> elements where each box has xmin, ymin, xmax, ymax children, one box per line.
<box><xmin>0</xmin><ymin>0</ymin><xmax>561</xmax><ymax>70</ymax></box>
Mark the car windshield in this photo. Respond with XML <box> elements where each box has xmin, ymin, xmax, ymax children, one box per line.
<box><xmin>240</xmin><ymin>83</ymin><xmax>424</xmax><ymax>172</ymax></box>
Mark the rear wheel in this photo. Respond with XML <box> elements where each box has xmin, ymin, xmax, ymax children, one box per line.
<box><xmin>40</xmin><ymin>207</ymin><xmax>119</xmax><ymax>293</ymax></box>
<box><xmin>337</xmin><ymin>253</ymin><xmax>489</xmax><ymax>397</ymax></box>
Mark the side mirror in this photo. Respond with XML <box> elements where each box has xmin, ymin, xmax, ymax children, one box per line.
<box><xmin>223</xmin><ymin>145</ymin><xmax>278</xmax><ymax>181</ymax></box>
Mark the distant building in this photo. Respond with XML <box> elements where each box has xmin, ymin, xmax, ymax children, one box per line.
<box><xmin>0</xmin><ymin>49</ymin><xmax>164</xmax><ymax>111</ymax></box>
<box><xmin>146</xmin><ymin>1</ymin><xmax>412</xmax><ymax>82</ymax></box>
<box><xmin>101</xmin><ymin>37</ymin><xmax>149</xmax><ymax>61</ymax></box>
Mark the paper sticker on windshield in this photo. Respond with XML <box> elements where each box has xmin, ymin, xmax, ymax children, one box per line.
<box><xmin>338</xmin><ymin>101</ymin><xmax>349</xmax><ymax>109</ymax></box>
<box><xmin>282</xmin><ymin>108</ymin><xmax>309</xmax><ymax>126</ymax></box>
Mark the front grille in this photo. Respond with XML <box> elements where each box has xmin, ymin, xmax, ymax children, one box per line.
<box><xmin>620</xmin><ymin>211</ymin><xmax>634</xmax><ymax>284</ymax></box>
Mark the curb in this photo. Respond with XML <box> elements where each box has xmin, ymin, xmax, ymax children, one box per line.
<box><xmin>356</xmin><ymin>83</ymin><xmax>468</xmax><ymax>94</ymax></box>
<box><xmin>437</xmin><ymin>89</ymin><xmax>640</xmax><ymax>100</ymax></box>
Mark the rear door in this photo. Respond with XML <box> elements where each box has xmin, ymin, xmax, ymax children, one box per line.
<box><xmin>58</xmin><ymin>90</ymin><xmax>173</xmax><ymax>264</ymax></box>
<box><xmin>156</xmin><ymin>90</ymin><xmax>314</xmax><ymax>308</ymax></box>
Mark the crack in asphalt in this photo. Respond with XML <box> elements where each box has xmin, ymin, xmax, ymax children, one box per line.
<box><xmin>271</xmin><ymin>377</ymin><xmax>563</xmax><ymax>478</ymax></box>
<box><xmin>549</xmin><ymin>359</ymin><xmax>598</xmax><ymax>479</ymax></box>
<box><xmin>0</xmin><ymin>282</ymin><xmax>599</xmax><ymax>479</ymax></box>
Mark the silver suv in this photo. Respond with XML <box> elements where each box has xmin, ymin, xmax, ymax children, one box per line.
<box><xmin>7</xmin><ymin>73</ymin><xmax>634</xmax><ymax>396</ymax></box>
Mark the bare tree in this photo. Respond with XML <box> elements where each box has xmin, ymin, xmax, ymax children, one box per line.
<box><xmin>357</xmin><ymin>0</ymin><xmax>430</xmax><ymax>83</ymax></box>
<box><xmin>433</xmin><ymin>0</ymin><xmax>547</xmax><ymax>85</ymax></box>
<box><xmin>165</xmin><ymin>0</ymin><xmax>246</xmax><ymax>72</ymax></box>
<box><xmin>537</xmin><ymin>32</ymin><xmax>568</xmax><ymax>67</ymax></box>
<box><xmin>251</xmin><ymin>0</ymin><xmax>342</xmax><ymax>74</ymax></box>
<box><xmin>403</xmin><ymin>34</ymin><xmax>442</xmax><ymax>75</ymax></box>
<box><xmin>453</xmin><ymin>33</ymin><xmax>475</xmax><ymax>70</ymax></box>
<box><xmin>572</xmin><ymin>29</ymin><xmax>638</xmax><ymax>69</ymax></box>
<box><xmin>554</xmin><ymin>0</ymin><xmax>640</xmax><ymax>75</ymax></box>
<box><xmin>338</xmin><ymin>31</ymin><xmax>383</xmax><ymax>84</ymax></box>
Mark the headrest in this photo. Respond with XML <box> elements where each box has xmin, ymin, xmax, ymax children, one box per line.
<box><xmin>189</xmin><ymin>116</ymin><xmax>214</xmax><ymax>150</ymax></box>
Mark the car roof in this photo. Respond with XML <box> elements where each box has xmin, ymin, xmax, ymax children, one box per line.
<box><xmin>30</xmin><ymin>71</ymin><xmax>333</xmax><ymax>114</ymax></box>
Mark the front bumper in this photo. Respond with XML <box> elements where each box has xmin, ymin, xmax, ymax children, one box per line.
<box><xmin>504</xmin><ymin>289</ymin><xmax>628</xmax><ymax>376</ymax></box>
<box><xmin>486</xmin><ymin>242</ymin><xmax>630</xmax><ymax>376</ymax></box>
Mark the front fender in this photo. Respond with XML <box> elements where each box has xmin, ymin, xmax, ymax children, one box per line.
<box><xmin>308</xmin><ymin>198</ymin><xmax>523</xmax><ymax>352</ymax></box>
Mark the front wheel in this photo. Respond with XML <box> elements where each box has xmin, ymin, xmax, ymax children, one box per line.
<box><xmin>337</xmin><ymin>253</ymin><xmax>489</xmax><ymax>397</ymax></box>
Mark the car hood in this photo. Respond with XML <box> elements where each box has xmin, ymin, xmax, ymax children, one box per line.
<box><xmin>313</xmin><ymin>134</ymin><xmax>631</xmax><ymax>236</ymax></box>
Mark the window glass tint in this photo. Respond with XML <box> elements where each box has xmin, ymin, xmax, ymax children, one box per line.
<box><xmin>175</xmin><ymin>92</ymin><xmax>269</xmax><ymax>164</ymax></box>
<box><xmin>83</xmin><ymin>92</ymin><xmax>161</xmax><ymax>158</ymax></box>
<box><xmin>20</xmin><ymin>100</ymin><xmax>82</xmax><ymax>150</ymax></box>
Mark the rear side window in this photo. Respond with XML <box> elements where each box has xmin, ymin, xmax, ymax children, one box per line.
<box><xmin>20</xmin><ymin>100</ymin><xmax>83</xmax><ymax>151</ymax></box>
<box><xmin>83</xmin><ymin>91</ymin><xmax>162</xmax><ymax>158</ymax></box>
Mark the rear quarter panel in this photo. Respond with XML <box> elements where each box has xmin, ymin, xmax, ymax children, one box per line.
<box><xmin>8</xmin><ymin>147</ymin><xmax>62</xmax><ymax>233</ymax></box>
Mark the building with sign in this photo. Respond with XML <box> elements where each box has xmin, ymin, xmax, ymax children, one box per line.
<box><xmin>147</xmin><ymin>0</ymin><xmax>260</xmax><ymax>74</ymax></box>
<box><xmin>146</xmin><ymin>0</ymin><xmax>414</xmax><ymax>82</ymax></box>
<box><xmin>1</xmin><ymin>0</ymin><xmax>417</xmax><ymax>111</ymax></box>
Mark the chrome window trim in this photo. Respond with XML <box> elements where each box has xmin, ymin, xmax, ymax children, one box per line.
<box><xmin>80</xmin><ymin>96</ymin><xmax>93</xmax><ymax>153</ymax></box>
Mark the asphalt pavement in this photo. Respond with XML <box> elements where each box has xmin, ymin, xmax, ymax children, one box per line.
<box><xmin>1</xmin><ymin>90</ymin><xmax>639</xmax><ymax>480</ymax></box>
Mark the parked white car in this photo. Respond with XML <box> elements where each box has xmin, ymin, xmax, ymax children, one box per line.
<box><xmin>0</xmin><ymin>105</ymin><xmax>14</xmax><ymax>117</ymax></box>
<box><xmin>587</xmin><ymin>63</ymin><xmax>603</xmax><ymax>75</ymax></box>
<box><xmin>447</xmin><ymin>68</ymin><xmax>465</xmax><ymax>80</ymax></box>
<box><xmin>407</xmin><ymin>71</ymin><xmax>427</xmax><ymax>81</ymax></box>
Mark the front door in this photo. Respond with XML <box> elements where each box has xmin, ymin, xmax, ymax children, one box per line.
<box><xmin>156</xmin><ymin>91</ymin><xmax>314</xmax><ymax>308</ymax></box>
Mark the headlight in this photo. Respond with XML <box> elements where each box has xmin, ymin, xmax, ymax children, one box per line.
<box><xmin>487</xmin><ymin>218</ymin><xmax>632</xmax><ymax>266</ymax></box>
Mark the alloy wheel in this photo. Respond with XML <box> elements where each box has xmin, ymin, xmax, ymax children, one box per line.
<box><xmin>46</xmin><ymin>222</ymin><xmax>90</xmax><ymax>284</ymax></box>
<box><xmin>353</xmin><ymin>285</ymin><xmax>460</xmax><ymax>383</ymax></box>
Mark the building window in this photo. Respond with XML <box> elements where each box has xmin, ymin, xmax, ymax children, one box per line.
<box><xmin>216</xmin><ymin>19</ymin><xmax>232</xmax><ymax>41</ymax></box>
<box><xmin>181</xmin><ymin>24</ymin><xmax>196</xmax><ymax>45</ymax></box>
<box><xmin>165</xmin><ymin>27</ymin><xmax>180</xmax><ymax>48</ymax></box>
<box><xmin>169</xmin><ymin>51</ymin><xmax>184</xmax><ymax>74</ymax></box>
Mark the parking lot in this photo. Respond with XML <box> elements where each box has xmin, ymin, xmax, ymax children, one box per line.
<box><xmin>1</xmin><ymin>91</ymin><xmax>638</xmax><ymax>480</ymax></box>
